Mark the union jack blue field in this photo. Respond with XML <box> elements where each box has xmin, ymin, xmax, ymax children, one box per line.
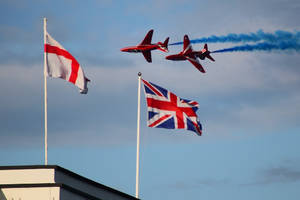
<box><xmin>142</xmin><ymin>79</ymin><xmax>202</xmax><ymax>136</ymax></box>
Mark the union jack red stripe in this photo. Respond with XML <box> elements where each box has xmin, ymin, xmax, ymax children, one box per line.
<box><xmin>142</xmin><ymin>79</ymin><xmax>202</xmax><ymax>136</ymax></box>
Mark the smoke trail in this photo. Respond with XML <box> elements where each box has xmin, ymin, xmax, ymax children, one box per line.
<box><xmin>170</xmin><ymin>30</ymin><xmax>300</xmax><ymax>46</ymax></box>
<box><xmin>211</xmin><ymin>41</ymin><xmax>300</xmax><ymax>53</ymax></box>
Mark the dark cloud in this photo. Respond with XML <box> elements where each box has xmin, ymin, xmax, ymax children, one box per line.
<box><xmin>242</xmin><ymin>161</ymin><xmax>300</xmax><ymax>186</ymax></box>
<box><xmin>169</xmin><ymin>178</ymin><xmax>231</xmax><ymax>190</ymax></box>
<box><xmin>261</xmin><ymin>167</ymin><xmax>300</xmax><ymax>183</ymax></box>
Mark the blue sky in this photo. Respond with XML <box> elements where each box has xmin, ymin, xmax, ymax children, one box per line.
<box><xmin>1</xmin><ymin>0</ymin><xmax>300</xmax><ymax>199</ymax></box>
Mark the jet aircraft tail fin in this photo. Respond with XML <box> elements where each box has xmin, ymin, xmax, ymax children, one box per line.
<box><xmin>204</xmin><ymin>43</ymin><xmax>208</xmax><ymax>51</ymax></box>
<box><xmin>163</xmin><ymin>37</ymin><xmax>169</xmax><ymax>48</ymax></box>
<box><xmin>203</xmin><ymin>43</ymin><xmax>215</xmax><ymax>61</ymax></box>
<box><xmin>157</xmin><ymin>37</ymin><xmax>169</xmax><ymax>52</ymax></box>
<box><xmin>183</xmin><ymin>35</ymin><xmax>193</xmax><ymax>54</ymax></box>
<box><xmin>160</xmin><ymin>37</ymin><xmax>169</xmax><ymax>52</ymax></box>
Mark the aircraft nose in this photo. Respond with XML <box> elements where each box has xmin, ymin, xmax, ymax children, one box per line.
<box><xmin>165</xmin><ymin>55</ymin><xmax>173</xmax><ymax>60</ymax></box>
<box><xmin>120</xmin><ymin>47</ymin><xmax>128</xmax><ymax>52</ymax></box>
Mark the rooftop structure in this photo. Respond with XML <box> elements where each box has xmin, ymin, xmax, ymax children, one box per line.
<box><xmin>0</xmin><ymin>165</ymin><xmax>138</xmax><ymax>200</ymax></box>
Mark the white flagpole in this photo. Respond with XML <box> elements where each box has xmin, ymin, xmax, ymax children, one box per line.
<box><xmin>135</xmin><ymin>72</ymin><xmax>142</xmax><ymax>198</ymax></box>
<box><xmin>43</xmin><ymin>17</ymin><xmax>48</xmax><ymax>165</ymax></box>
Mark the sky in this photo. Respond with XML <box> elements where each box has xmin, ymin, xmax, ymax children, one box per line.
<box><xmin>1</xmin><ymin>0</ymin><xmax>300</xmax><ymax>199</ymax></box>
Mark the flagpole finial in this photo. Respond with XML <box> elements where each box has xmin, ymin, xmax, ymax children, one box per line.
<box><xmin>138</xmin><ymin>72</ymin><xmax>142</xmax><ymax>77</ymax></box>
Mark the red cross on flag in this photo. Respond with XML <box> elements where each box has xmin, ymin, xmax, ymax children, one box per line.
<box><xmin>44</xmin><ymin>31</ymin><xmax>89</xmax><ymax>94</ymax></box>
<box><xmin>142</xmin><ymin>79</ymin><xmax>202</xmax><ymax>136</ymax></box>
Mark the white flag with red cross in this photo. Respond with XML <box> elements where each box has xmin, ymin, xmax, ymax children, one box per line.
<box><xmin>44</xmin><ymin>31</ymin><xmax>89</xmax><ymax>94</ymax></box>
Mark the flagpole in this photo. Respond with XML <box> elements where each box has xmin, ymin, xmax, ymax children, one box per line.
<box><xmin>135</xmin><ymin>72</ymin><xmax>142</xmax><ymax>198</ymax></box>
<box><xmin>43</xmin><ymin>17</ymin><xmax>48</xmax><ymax>165</ymax></box>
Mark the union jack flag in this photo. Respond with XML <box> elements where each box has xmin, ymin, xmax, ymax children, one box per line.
<box><xmin>142</xmin><ymin>79</ymin><xmax>202</xmax><ymax>136</ymax></box>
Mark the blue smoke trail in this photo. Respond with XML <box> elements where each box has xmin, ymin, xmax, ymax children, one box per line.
<box><xmin>211</xmin><ymin>41</ymin><xmax>300</xmax><ymax>53</ymax></box>
<box><xmin>170</xmin><ymin>30</ymin><xmax>300</xmax><ymax>46</ymax></box>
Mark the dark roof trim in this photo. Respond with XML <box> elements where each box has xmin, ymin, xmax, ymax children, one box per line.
<box><xmin>0</xmin><ymin>165</ymin><xmax>138</xmax><ymax>200</ymax></box>
<box><xmin>0</xmin><ymin>165</ymin><xmax>57</xmax><ymax>170</ymax></box>
<box><xmin>0</xmin><ymin>183</ymin><xmax>103</xmax><ymax>200</ymax></box>
<box><xmin>0</xmin><ymin>183</ymin><xmax>60</xmax><ymax>188</ymax></box>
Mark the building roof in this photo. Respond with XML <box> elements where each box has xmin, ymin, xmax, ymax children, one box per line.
<box><xmin>0</xmin><ymin>165</ymin><xmax>138</xmax><ymax>200</ymax></box>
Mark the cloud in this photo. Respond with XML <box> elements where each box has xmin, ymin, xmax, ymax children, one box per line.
<box><xmin>242</xmin><ymin>161</ymin><xmax>300</xmax><ymax>186</ymax></box>
<box><xmin>169</xmin><ymin>178</ymin><xmax>231</xmax><ymax>190</ymax></box>
<box><xmin>1</xmin><ymin>0</ymin><xmax>300</xmax><ymax>150</ymax></box>
<box><xmin>261</xmin><ymin>167</ymin><xmax>300</xmax><ymax>183</ymax></box>
<box><xmin>0</xmin><ymin>24</ymin><xmax>42</xmax><ymax>65</ymax></box>
<box><xmin>0</xmin><ymin>63</ymin><xmax>141</xmax><ymax>148</ymax></box>
<box><xmin>1</xmin><ymin>45</ymin><xmax>300</xmax><ymax>147</ymax></box>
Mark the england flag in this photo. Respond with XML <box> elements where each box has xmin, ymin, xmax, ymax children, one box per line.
<box><xmin>44</xmin><ymin>31</ymin><xmax>89</xmax><ymax>94</ymax></box>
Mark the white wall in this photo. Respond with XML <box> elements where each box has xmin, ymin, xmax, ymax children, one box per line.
<box><xmin>0</xmin><ymin>187</ymin><xmax>59</xmax><ymax>200</ymax></box>
<box><xmin>0</xmin><ymin>169</ymin><xmax>55</xmax><ymax>184</ymax></box>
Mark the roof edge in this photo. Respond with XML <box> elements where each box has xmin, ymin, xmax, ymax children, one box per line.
<box><xmin>0</xmin><ymin>183</ymin><xmax>103</xmax><ymax>200</ymax></box>
<box><xmin>0</xmin><ymin>165</ymin><xmax>138</xmax><ymax>200</ymax></box>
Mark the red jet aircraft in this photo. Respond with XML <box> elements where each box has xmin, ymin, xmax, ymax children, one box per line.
<box><xmin>121</xmin><ymin>29</ymin><xmax>169</xmax><ymax>63</ymax></box>
<box><xmin>165</xmin><ymin>35</ymin><xmax>215</xmax><ymax>73</ymax></box>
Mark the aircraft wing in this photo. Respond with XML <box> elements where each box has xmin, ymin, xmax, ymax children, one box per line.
<box><xmin>186</xmin><ymin>56</ymin><xmax>205</xmax><ymax>73</ymax></box>
<box><xmin>140</xmin><ymin>29</ymin><xmax>153</xmax><ymax>45</ymax></box>
<box><xmin>142</xmin><ymin>51</ymin><xmax>152</xmax><ymax>63</ymax></box>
